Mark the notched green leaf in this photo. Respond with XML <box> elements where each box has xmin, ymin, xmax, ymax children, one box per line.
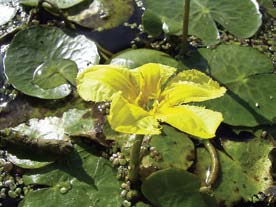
<box><xmin>32</xmin><ymin>59</ymin><xmax>78</xmax><ymax>89</ymax></box>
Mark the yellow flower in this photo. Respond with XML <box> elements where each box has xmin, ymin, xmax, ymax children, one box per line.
<box><xmin>77</xmin><ymin>63</ymin><xmax>226</xmax><ymax>139</ymax></box>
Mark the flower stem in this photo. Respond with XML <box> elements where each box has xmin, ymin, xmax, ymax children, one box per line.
<box><xmin>204</xmin><ymin>140</ymin><xmax>219</xmax><ymax>187</ymax></box>
<box><xmin>128</xmin><ymin>135</ymin><xmax>144</xmax><ymax>184</ymax></box>
<box><xmin>181</xmin><ymin>0</ymin><xmax>191</xmax><ymax>54</ymax></box>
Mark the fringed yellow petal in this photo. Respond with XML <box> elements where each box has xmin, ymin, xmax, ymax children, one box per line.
<box><xmin>134</xmin><ymin>63</ymin><xmax>176</xmax><ymax>107</ymax></box>
<box><xmin>107</xmin><ymin>93</ymin><xmax>161</xmax><ymax>135</ymax></box>
<box><xmin>156</xmin><ymin>105</ymin><xmax>223</xmax><ymax>139</ymax></box>
<box><xmin>160</xmin><ymin>69</ymin><xmax>226</xmax><ymax>106</ymax></box>
<box><xmin>76</xmin><ymin>65</ymin><xmax>139</xmax><ymax>102</ymax></box>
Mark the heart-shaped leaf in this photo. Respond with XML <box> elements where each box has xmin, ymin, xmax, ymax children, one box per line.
<box><xmin>143</xmin><ymin>0</ymin><xmax>262</xmax><ymax>45</ymax></box>
<box><xmin>182</xmin><ymin>45</ymin><xmax>275</xmax><ymax>126</ymax></box>
<box><xmin>4</xmin><ymin>26</ymin><xmax>99</xmax><ymax>99</ymax></box>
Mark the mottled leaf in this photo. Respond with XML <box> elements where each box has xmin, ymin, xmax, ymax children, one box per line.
<box><xmin>195</xmin><ymin>137</ymin><xmax>274</xmax><ymax>206</ymax></box>
<box><xmin>67</xmin><ymin>0</ymin><xmax>134</xmax><ymax>30</ymax></box>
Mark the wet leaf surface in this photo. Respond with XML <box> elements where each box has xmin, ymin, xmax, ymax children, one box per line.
<box><xmin>4</xmin><ymin>26</ymin><xmax>99</xmax><ymax>99</ymax></box>
<box><xmin>142</xmin><ymin>125</ymin><xmax>195</xmax><ymax>171</ymax></box>
<box><xmin>195</xmin><ymin>137</ymin><xmax>274</xmax><ymax>206</ymax></box>
<box><xmin>20</xmin><ymin>143</ymin><xmax>123</xmax><ymax>207</ymax></box>
<box><xmin>67</xmin><ymin>0</ymin><xmax>134</xmax><ymax>30</ymax></box>
<box><xmin>182</xmin><ymin>45</ymin><xmax>276</xmax><ymax>126</ymax></box>
<box><xmin>4</xmin><ymin>108</ymin><xmax>96</xmax><ymax>169</ymax></box>
<box><xmin>143</xmin><ymin>0</ymin><xmax>262</xmax><ymax>45</ymax></box>
<box><xmin>12</xmin><ymin>108</ymin><xmax>95</xmax><ymax>139</ymax></box>
<box><xmin>141</xmin><ymin>168</ymin><xmax>215</xmax><ymax>207</ymax></box>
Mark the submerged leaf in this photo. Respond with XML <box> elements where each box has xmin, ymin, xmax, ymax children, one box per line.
<box><xmin>195</xmin><ymin>137</ymin><xmax>274</xmax><ymax>206</ymax></box>
<box><xmin>67</xmin><ymin>0</ymin><xmax>134</xmax><ymax>30</ymax></box>
<box><xmin>4</xmin><ymin>26</ymin><xmax>99</xmax><ymax>99</ymax></box>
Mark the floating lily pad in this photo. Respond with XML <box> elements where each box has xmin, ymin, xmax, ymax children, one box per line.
<box><xmin>4</xmin><ymin>26</ymin><xmax>99</xmax><ymax>99</ymax></box>
<box><xmin>109</xmin><ymin>48</ymin><xmax>183</xmax><ymax>69</ymax></box>
<box><xmin>0</xmin><ymin>4</ymin><xmax>17</xmax><ymax>26</ymax></box>
<box><xmin>20</xmin><ymin>143</ymin><xmax>123</xmax><ymax>207</ymax></box>
<box><xmin>67</xmin><ymin>0</ymin><xmax>134</xmax><ymax>30</ymax></box>
<box><xmin>20</xmin><ymin>0</ymin><xmax>86</xmax><ymax>9</ymax></box>
<box><xmin>143</xmin><ymin>0</ymin><xmax>262</xmax><ymax>45</ymax></box>
<box><xmin>142</xmin><ymin>125</ymin><xmax>195</xmax><ymax>171</ymax></box>
<box><xmin>195</xmin><ymin>137</ymin><xmax>274</xmax><ymax>206</ymax></box>
<box><xmin>182</xmin><ymin>45</ymin><xmax>275</xmax><ymax>126</ymax></box>
<box><xmin>141</xmin><ymin>168</ymin><xmax>216</xmax><ymax>207</ymax></box>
